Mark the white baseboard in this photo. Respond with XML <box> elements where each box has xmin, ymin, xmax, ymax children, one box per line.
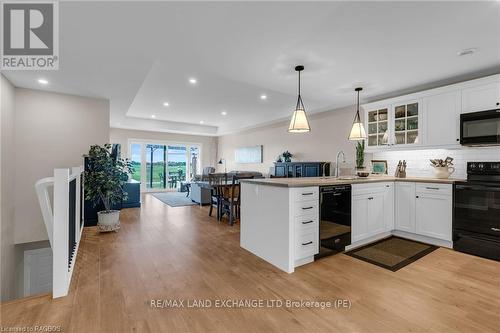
<box><xmin>345</xmin><ymin>230</ymin><xmax>452</xmax><ymax>252</ymax></box>
<box><xmin>346</xmin><ymin>231</ymin><xmax>392</xmax><ymax>251</ymax></box>
<box><xmin>392</xmin><ymin>230</ymin><xmax>453</xmax><ymax>248</ymax></box>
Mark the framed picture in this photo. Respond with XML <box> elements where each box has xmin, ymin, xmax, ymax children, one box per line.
<box><xmin>235</xmin><ymin>145</ymin><xmax>263</xmax><ymax>164</ymax></box>
<box><xmin>371</xmin><ymin>160</ymin><xmax>388</xmax><ymax>174</ymax></box>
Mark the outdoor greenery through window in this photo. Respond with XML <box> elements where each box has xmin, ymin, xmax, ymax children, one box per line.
<box><xmin>130</xmin><ymin>142</ymin><xmax>200</xmax><ymax>191</ymax></box>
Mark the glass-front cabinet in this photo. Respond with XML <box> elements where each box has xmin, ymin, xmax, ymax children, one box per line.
<box><xmin>364</xmin><ymin>99</ymin><xmax>421</xmax><ymax>150</ymax></box>
<box><xmin>393</xmin><ymin>101</ymin><xmax>419</xmax><ymax>145</ymax></box>
<box><xmin>367</xmin><ymin>108</ymin><xmax>389</xmax><ymax>147</ymax></box>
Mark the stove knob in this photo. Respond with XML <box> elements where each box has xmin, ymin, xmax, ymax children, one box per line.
<box><xmin>470</xmin><ymin>163</ymin><xmax>477</xmax><ymax>170</ymax></box>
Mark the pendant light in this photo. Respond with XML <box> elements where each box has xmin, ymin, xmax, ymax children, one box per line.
<box><xmin>288</xmin><ymin>65</ymin><xmax>311</xmax><ymax>133</ymax></box>
<box><xmin>348</xmin><ymin>87</ymin><xmax>367</xmax><ymax>140</ymax></box>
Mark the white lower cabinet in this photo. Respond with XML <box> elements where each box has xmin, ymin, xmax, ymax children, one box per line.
<box><xmin>415</xmin><ymin>185</ymin><xmax>452</xmax><ymax>241</ymax></box>
<box><xmin>353</xmin><ymin>181</ymin><xmax>452</xmax><ymax>246</ymax></box>
<box><xmin>352</xmin><ymin>183</ymin><xmax>393</xmax><ymax>243</ymax></box>
<box><xmin>395</xmin><ymin>182</ymin><xmax>416</xmax><ymax>232</ymax></box>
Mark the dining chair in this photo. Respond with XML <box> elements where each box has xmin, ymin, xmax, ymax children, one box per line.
<box><xmin>220</xmin><ymin>174</ymin><xmax>254</xmax><ymax>225</ymax></box>
<box><xmin>208</xmin><ymin>173</ymin><xmax>227</xmax><ymax>220</ymax></box>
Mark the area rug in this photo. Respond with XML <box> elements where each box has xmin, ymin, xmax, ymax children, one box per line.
<box><xmin>152</xmin><ymin>192</ymin><xmax>196</xmax><ymax>207</ymax></box>
<box><xmin>345</xmin><ymin>236</ymin><xmax>438</xmax><ymax>271</ymax></box>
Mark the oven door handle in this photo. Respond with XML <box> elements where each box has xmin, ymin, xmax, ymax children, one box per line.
<box><xmin>456</xmin><ymin>185</ymin><xmax>500</xmax><ymax>191</ymax></box>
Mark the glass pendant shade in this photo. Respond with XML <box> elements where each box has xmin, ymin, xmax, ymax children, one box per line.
<box><xmin>288</xmin><ymin>108</ymin><xmax>310</xmax><ymax>133</ymax></box>
<box><xmin>288</xmin><ymin>65</ymin><xmax>310</xmax><ymax>133</ymax></box>
<box><xmin>348</xmin><ymin>87</ymin><xmax>367</xmax><ymax>140</ymax></box>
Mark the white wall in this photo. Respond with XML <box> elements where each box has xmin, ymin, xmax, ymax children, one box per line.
<box><xmin>14</xmin><ymin>88</ymin><xmax>109</xmax><ymax>244</ymax></box>
<box><xmin>109</xmin><ymin>128</ymin><xmax>218</xmax><ymax>169</ymax></box>
<box><xmin>217</xmin><ymin>106</ymin><xmax>361</xmax><ymax>175</ymax></box>
<box><xmin>1</xmin><ymin>74</ymin><xmax>16</xmax><ymax>301</ymax></box>
<box><xmin>373</xmin><ymin>147</ymin><xmax>500</xmax><ymax>179</ymax></box>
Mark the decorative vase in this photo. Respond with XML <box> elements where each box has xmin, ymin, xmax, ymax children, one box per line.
<box><xmin>97</xmin><ymin>210</ymin><xmax>120</xmax><ymax>232</ymax></box>
<box><xmin>433</xmin><ymin>166</ymin><xmax>455</xmax><ymax>179</ymax></box>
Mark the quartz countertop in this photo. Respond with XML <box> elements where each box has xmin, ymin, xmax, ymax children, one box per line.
<box><xmin>239</xmin><ymin>175</ymin><xmax>464</xmax><ymax>188</ymax></box>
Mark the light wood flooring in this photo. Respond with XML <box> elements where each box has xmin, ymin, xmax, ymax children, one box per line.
<box><xmin>1</xmin><ymin>194</ymin><xmax>499</xmax><ymax>333</ymax></box>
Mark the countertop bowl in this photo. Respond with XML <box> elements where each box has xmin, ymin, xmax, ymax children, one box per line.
<box><xmin>357</xmin><ymin>172</ymin><xmax>370</xmax><ymax>178</ymax></box>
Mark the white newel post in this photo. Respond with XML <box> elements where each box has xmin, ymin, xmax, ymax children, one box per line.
<box><xmin>52</xmin><ymin>168</ymin><xmax>70</xmax><ymax>298</ymax></box>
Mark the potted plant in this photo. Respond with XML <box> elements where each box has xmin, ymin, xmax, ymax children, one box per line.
<box><xmin>282</xmin><ymin>150</ymin><xmax>293</xmax><ymax>163</ymax></box>
<box><xmin>84</xmin><ymin>144</ymin><xmax>132</xmax><ymax>232</ymax></box>
<box><xmin>355</xmin><ymin>141</ymin><xmax>365</xmax><ymax>169</ymax></box>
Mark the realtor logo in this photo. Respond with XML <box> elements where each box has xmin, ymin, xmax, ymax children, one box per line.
<box><xmin>1</xmin><ymin>1</ymin><xmax>59</xmax><ymax>70</ymax></box>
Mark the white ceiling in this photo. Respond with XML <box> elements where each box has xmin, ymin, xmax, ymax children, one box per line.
<box><xmin>4</xmin><ymin>1</ymin><xmax>500</xmax><ymax>136</ymax></box>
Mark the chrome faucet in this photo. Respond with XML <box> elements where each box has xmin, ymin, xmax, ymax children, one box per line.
<box><xmin>336</xmin><ymin>151</ymin><xmax>346</xmax><ymax>178</ymax></box>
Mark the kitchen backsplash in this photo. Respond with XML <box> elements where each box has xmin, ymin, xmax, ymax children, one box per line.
<box><xmin>372</xmin><ymin>146</ymin><xmax>500</xmax><ymax>179</ymax></box>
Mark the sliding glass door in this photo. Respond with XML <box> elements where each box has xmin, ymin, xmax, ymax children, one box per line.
<box><xmin>129</xmin><ymin>141</ymin><xmax>201</xmax><ymax>192</ymax></box>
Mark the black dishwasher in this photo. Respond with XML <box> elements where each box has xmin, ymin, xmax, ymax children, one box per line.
<box><xmin>315</xmin><ymin>185</ymin><xmax>352</xmax><ymax>259</ymax></box>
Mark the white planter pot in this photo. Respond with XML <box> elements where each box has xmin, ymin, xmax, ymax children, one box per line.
<box><xmin>433</xmin><ymin>166</ymin><xmax>455</xmax><ymax>179</ymax></box>
<box><xmin>97</xmin><ymin>210</ymin><xmax>120</xmax><ymax>232</ymax></box>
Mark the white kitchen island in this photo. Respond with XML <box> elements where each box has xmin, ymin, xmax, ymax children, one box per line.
<box><xmin>240</xmin><ymin>176</ymin><xmax>459</xmax><ymax>273</ymax></box>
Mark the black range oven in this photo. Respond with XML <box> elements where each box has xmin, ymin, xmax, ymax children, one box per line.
<box><xmin>454</xmin><ymin>162</ymin><xmax>500</xmax><ymax>261</ymax></box>
<box><xmin>316</xmin><ymin>185</ymin><xmax>351</xmax><ymax>259</ymax></box>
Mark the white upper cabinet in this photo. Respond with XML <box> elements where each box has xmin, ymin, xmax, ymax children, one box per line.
<box><xmin>423</xmin><ymin>90</ymin><xmax>461</xmax><ymax>147</ymax></box>
<box><xmin>461</xmin><ymin>82</ymin><xmax>500</xmax><ymax>113</ymax></box>
<box><xmin>363</xmin><ymin>74</ymin><xmax>500</xmax><ymax>151</ymax></box>
<box><xmin>392</xmin><ymin>99</ymin><xmax>421</xmax><ymax>147</ymax></box>
<box><xmin>366</xmin><ymin>106</ymin><xmax>390</xmax><ymax>148</ymax></box>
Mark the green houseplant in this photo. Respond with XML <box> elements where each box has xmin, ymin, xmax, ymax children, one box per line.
<box><xmin>355</xmin><ymin>141</ymin><xmax>365</xmax><ymax>169</ymax></box>
<box><xmin>282</xmin><ymin>150</ymin><xmax>293</xmax><ymax>163</ymax></box>
<box><xmin>84</xmin><ymin>144</ymin><xmax>132</xmax><ymax>232</ymax></box>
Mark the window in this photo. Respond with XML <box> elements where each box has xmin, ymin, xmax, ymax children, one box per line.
<box><xmin>129</xmin><ymin>141</ymin><xmax>201</xmax><ymax>192</ymax></box>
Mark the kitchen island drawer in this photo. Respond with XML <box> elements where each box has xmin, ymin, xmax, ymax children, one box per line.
<box><xmin>295</xmin><ymin>230</ymin><xmax>318</xmax><ymax>259</ymax></box>
<box><xmin>293</xmin><ymin>200</ymin><xmax>319</xmax><ymax>217</ymax></box>
<box><xmin>291</xmin><ymin>187</ymin><xmax>319</xmax><ymax>202</ymax></box>
<box><xmin>295</xmin><ymin>215</ymin><xmax>318</xmax><ymax>231</ymax></box>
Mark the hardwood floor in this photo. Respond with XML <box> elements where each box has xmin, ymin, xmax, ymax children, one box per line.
<box><xmin>1</xmin><ymin>193</ymin><xmax>500</xmax><ymax>332</ymax></box>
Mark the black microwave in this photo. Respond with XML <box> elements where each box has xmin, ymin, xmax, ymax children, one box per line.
<box><xmin>460</xmin><ymin>109</ymin><xmax>500</xmax><ymax>146</ymax></box>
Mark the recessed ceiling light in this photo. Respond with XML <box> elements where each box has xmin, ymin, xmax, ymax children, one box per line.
<box><xmin>151</xmin><ymin>115</ymin><xmax>156</xmax><ymax>119</ymax></box>
<box><xmin>163</xmin><ymin>102</ymin><xmax>169</xmax><ymax>107</ymax></box>
<box><xmin>260</xmin><ymin>94</ymin><xmax>267</xmax><ymax>100</ymax></box>
<box><xmin>457</xmin><ymin>48</ymin><xmax>477</xmax><ymax>56</ymax></box>
<box><xmin>221</xmin><ymin>111</ymin><xmax>227</xmax><ymax>116</ymax></box>
<box><xmin>199</xmin><ymin>120</ymin><xmax>204</xmax><ymax>124</ymax></box>
<box><xmin>38</xmin><ymin>78</ymin><xmax>49</xmax><ymax>85</ymax></box>
<box><xmin>189</xmin><ymin>78</ymin><xmax>197</xmax><ymax>84</ymax></box>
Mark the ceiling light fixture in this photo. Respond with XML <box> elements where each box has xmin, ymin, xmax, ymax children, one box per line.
<box><xmin>38</xmin><ymin>78</ymin><xmax>49</xmax><ymax>85</ymax></box>
<box><xmin>288</xmin><ymin>65</ymin><xmax>310</xmax><ymax>133</ymax></box>
<box><xmin>457</xmin><ymin>48</ymin><xmax>477</xmax><ymax>56</ymax></box>
<box><xmin>151</xmin><ymin>115</ymin><xmax>156</xmax><ymax>119</ymax></box>
<box><xmin>221</xmin><ymin>111</ymin><xmax>227</xmax><ymax>116</ymax></box>
<box><xmin>163</xmin><ymin>102</ymin><xmax>169</xmax><ymax>107</ymax></box>
<box><xmin>189</xmin><ymin>78</ymin><xmax>197</xmax><ymax>84</ymax></box>
<box><xmin>199</xmin><ymin>120</ymin><xmax>204</xmax><ymax>124</ymax></box>
<box><xmin>348</xmin><ymin>87</ymin><xmax>367</xmax><ymax>140</ymax></box>
<box><xmin>260</xmin><ymin>94</ymin><xmax>267</xmax><ymax>100</ymax></box>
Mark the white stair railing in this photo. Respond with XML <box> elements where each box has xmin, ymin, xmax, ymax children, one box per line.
<box><xmin>35</xmin><ymin>166</ymin><xmax>84</xmax><ymax>298</ymax></box>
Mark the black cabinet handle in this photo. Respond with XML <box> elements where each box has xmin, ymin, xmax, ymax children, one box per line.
<box><xmin>302</xmin><ymin>241</ymin><xmax>313</xmax><ymax>246</ymax></box>
<box><xmin>368</xmin><ymin>197</ymin><xmax>374</xmax><ymax>200</ymax></box>
<box><xmin>302</xmin><ymin>206</ymin><xmax>313</xmax><ymax>210</ymax></box>
<box><xmin>496</xmin><ymin>102</ymin><xmax>500</xmax><ymax>106</ymax></box>
<box><xmin>302</xmin><ymin>220</ymin><xmax>314</xmax><ymax>224</ymax></box>
<box><xmin>425</xmin><ymin>187</ymin><xmax>440</xmax><ymax>190</ymax></box>
<box><xmin>456</xmin><ymin>138</ymin><xmax>460</xmax><ymax>142</ymax></box>
<box><xmin>416</xmin><ymin>195</ymin><xmax>419</xmax><ymax>198</ymax></box>
<box><xmin>302</xmin><ymin>192</ymin><xmax>314</xmax><ymax>196</ymax></box>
